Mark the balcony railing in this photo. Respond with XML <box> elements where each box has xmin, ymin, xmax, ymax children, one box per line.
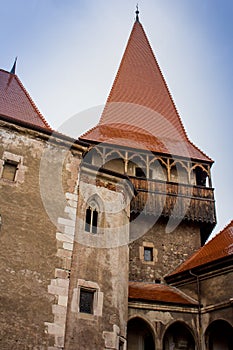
<box><xmin>129</xmin><ymin>177</ymin><xmax>216</xmax><ymax>224</ymax></box>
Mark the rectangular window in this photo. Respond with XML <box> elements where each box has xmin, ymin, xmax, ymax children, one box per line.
<box><xmin>2</xmin><ymin>160</ymin><xmax>18</xmax><ymax>181</ymax></box>
<box><xmin>79</xmin><ymin>288</ymin><xmax>94</xmax><ymax>314</ymax></box>
<box><xmin>144</xmin><ymin>247</ymin><xmax>153</xmax><ymax>262</ymax></box>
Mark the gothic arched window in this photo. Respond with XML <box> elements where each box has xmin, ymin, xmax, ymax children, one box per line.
<box><xmin>85</xmin><ymin>202</ymin><xmax>99</xmax><ymax>234</ymax></box>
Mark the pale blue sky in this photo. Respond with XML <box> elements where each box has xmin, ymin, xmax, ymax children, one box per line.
<box><xmin>0</xmin><ymin>0</ymin><xmax>232</xmax><ymax>238</ymax></box>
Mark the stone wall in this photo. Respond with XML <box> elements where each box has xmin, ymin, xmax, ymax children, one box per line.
<box><xmin>64</xmin><ymin>167</ymin><xmax>131</xmax><ymax>349</ymax></box>
<box><xmin>129</xmin><ymin>217</ymin><xmax>201</xmax><ymax>282</ymax></box>
<box><xmin>0</xmin><ymin>122</ymin><xmax>82</xmax><ymax>349</ymax></box>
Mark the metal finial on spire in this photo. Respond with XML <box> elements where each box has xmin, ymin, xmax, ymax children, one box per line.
<box><xmin>10</xmin><ymin>57</ymin><xmax>17</xmax><ymax>75</ymax></box>
<box><xmin>135</xmin><ymin>4</ymin><xmax>139</xmax><ymax>22</ymax></box>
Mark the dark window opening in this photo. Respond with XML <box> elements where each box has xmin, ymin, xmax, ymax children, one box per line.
<box><xmin>135</xmin><ymin>167</ymin><xmax>146</xmax><ymax>178</ymax></box>
<box><xmin>119</xmin><ymin>339</ymin><xmax>125</xmax><ymax>350</ymax></box>
<box><xmin>144</xmin><ymin>247</ymin><xmax>153</xmax><ymax>262</ymax></box>
<box><xmin>85</xmin><ymin>206</ymin><xmax>98</xmax><ymax>234</ymax></box>
<box><xmin>79</xmin><ymin>288</ymin><xmax>94</xmax><ymax>314</ymax></box>
<box><xmin>2</xmin><ymin>160</ymin><xmax>18</xmax><ymax>181</ymax></box>
<box><xmin>196</xmin><ymin>167</ymin><xmax>207</xmax><ymax>187</ymax></box>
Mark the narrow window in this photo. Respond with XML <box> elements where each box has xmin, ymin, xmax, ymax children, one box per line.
<box><xmin>85</xmin><ymin>207</ymin><xmax>92</xmax><ymax>232</ymax></box>
<box><xmin>144</xmin><ymin>247</ymin><xmax>153</xmax><ymax>262</ymax></box>
<box><xmin>92</xmin><ymin>209</ymin><xmax>98</xmax><ymax>234</ymax></box>
<box><xmin>79</xmin><ymin>288</ymin><xmax>94</xmax><ymax>314</ymax></box>
<box><xmin>85</xmin><ymin>205</ymin><xmax>98</xmax><ymax>234</ymax></box>
<box><xmin>196</xmin><ymin>167</ymin><xmax>207</xmax><ymax>187</ymax></box>
<box><xmin>2</xmin><ymin>160</ymin><xmax>18</xmax><ymax>181</ymax></box>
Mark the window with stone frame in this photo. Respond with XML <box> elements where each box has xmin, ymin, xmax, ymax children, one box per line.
<box><xmin>79</xmin><ymin>288</ymin><xmax>95</xmax><ymax>314</ymax></box>
<box><xmin>85</xmin><ymin>201</ymin><xmax>99</xmax><ymax>234</ymax></box>
<box><xmin>139</xmin><ymin>242</ymin><xmax>158</xmax><ymax>265</ymax></box>
<box><xmin>0</xmin><ymin>152</ymin><xmax>24</xmax><ymax>184</ymax></box>
<box><xmin>77</xmin><ymin>280</ymin><xmax>103</xmax><ymax>318</ymax></box>
<box><xmin>1</xmin><ymin>159</ymin><xmax>18</xmax><ymax>181</ymax></box>
<box><xmin>144</xmin><ymin>247</ymin><xmax>153</xmax><ymax>262</ymax></box>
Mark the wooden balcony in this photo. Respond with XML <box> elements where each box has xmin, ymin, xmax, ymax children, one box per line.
<box><xmin>130</xmin><ymin>177</ymin><xmax>216</xmax><ymax>225</ymax></box>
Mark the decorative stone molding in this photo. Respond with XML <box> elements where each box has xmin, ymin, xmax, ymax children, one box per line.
<box><xmin>139</xmin><ymin>241</ymin><xmax>158</xmax><ymax>265</ymax></box>
<box><xmin>103</xmin><ymin>325</ymin><xmax>127</xmax><ymax>350</ymax></box>
<box><xmin>0</xmin><ymin>151</ymin><xmax>26</xmax><ymax>184</ymax></box>
<box><xmin>45</xmin><ymin>192</ymin><xmax>78</xmax><ymax>349</ymax></box>
<box><xmin>71</xmin><ymin>279</ymin><xmax>103</xmax><ymax>318</ymax></box>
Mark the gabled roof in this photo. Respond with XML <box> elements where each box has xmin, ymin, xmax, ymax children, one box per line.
<box><xmin>129</xmin><ymin>281</ymin><xmax>198</xmax><ymax>306</ymax></box>
<box><xmin>80</xmin><ymin>20</ymin><xmax>212</xmax><ymax>162</ymax></box>
<box><xmin>168</xmin><ymin>220</ymin><xmax>233</xmax><ymax>277</ymax></box>
<box><xmin>0</xmin><ymin>69</ymin><xmax>50</xmax><ymax>130</ymax></box>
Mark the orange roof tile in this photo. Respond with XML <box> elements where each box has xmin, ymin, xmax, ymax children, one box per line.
<box><xmin>0</xmin><ymin>69</ymin><xmax>50</xmax><ymax>129</ymax></box>
<box><xmin>81</xmin><ymin>20</ymin><xmax>212</xmax><ymax>162</ymax></box>
<box><xmin>129</xmin><ymin>281</ymin><xmax>198</xmax><ymax>305</ymax></box>
<box><xmin>169</xmin><ymin>220</ymin><xmax>233</xmax><ymax>276</ymax></box>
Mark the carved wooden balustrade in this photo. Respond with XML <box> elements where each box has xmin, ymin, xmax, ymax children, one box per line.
<box><xmin>129</xmin><ymin>177</ymin><xmax>216</xmax><ymax>224</ymax></box>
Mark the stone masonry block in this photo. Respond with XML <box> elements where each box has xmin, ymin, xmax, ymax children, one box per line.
<box><xmin>48</xmin><ymin>285</ymin><xmax>68</xmax><ymax>297</ymax></box>
<box><xmin>56</xmin><ymin>232</ymin><xmax>74</xmax><ymax>244</ymax></box>
<box><xmin>58</xmin><ymin>295</ymin><xmax>68</xmax><ymax>307</ymax></box>
<box><xmin>63</xmin><ymin>242</ymin><xmax>73</xmax><ymax>251</ymax></box>
<box><xmin>45</xmin><ymin>322</ymin><xmax>65</xmax><ymax>336</ymax></box>
<box><xmin>65</xmin><ymin>192</ymin><xmax>78</xmax><ymax>201</ymax></box>
<box><xmin>55</xmin><ymin>268</ymin><xmax>70</xmax><ymax>279</ymax></box>
<box><xmin>58</xmin><ymin>217</ymin><xmax>75</xmax><ymax>227</ymax></box>
<box><xmin>67</xmin><ymin>199</ymin><xmax>78</xmax><ymax>208</ymax></box>
<box><xmin>64</xmin><ymin>226</ymin><xmax>75</xmax><ymax>236</ymax></box>
<box><xmin>51</xmin><ymin>278</ymin><xmax>69</xmax><ymax>288</ymax></box>
<box><xmin>52</xmin><ymin>304</ymin><xmax>67</xmax><ymax>316</ymax></box>
<box><xmin>57</xmin><ymin>248</ymin><xmax>72</xmax><ymax>258</ymax></box>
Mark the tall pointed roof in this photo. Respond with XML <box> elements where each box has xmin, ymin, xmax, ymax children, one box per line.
<box><xmin>0</xmin><ymin>69</ymin><xmax>50</xmax><ymax>130</ymax></box>
<box><xmin>168</xmin><ymin>220</ymin><xmax>233</xmax><ymax>276</ymax></box>
<box><xmin>81</xmin><ymin>19</ymin><xmax>211</xmax><ymax>162</ymax></box>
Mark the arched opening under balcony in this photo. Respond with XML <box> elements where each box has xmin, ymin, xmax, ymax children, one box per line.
<box><xmin>205</xmin><ymin>319</ymin><xmax>233</xmax><ymax>350</ymax></box>
<box><xmin>163</xmin><ymin>321</ymin><xmax>195</xmax><ymax>350</ymax></box>
<box><xmin>127</xmin><ymin>317</ymin><xmax>155</xmax><ymax>350</ymax></box>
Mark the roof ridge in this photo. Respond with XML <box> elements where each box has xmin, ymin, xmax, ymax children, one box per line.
<box><xmin>81</xmin><ymin>19</ymin><xmax>212</xmax><ymax>162</ymax></box>
<box><xmin>169</xmin><ymin>284</ymin><xmax>198</xmax><ymax>304</ymax></box>
<box><xmin>100</xmin><ymin>21</ymin><xmax>188</xmax><ymax>140</ymax></box>
<box><xmin>187</xmin><ymin>139</ymin><xmax>213</xmax><ymax>163</ymax></box>
<box><xmin>14</xmin><ymin>74</ymin><xmax>51</xmax><ymax>130</ymax></box>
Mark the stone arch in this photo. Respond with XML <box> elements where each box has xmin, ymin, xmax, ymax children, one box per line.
<box><xmin>205</xmin><ymin>319</ymin><xmax>233</xmax><ymax>350</ymax></box>
<box><xmin>127</xmin><ymin>316</ymin><xmax>155</xmax><ymax>350</ymax></box>
<box><xmin>163</xmin><ymin>321</ymin><xmax>195</xmax><ymax>350</ymax></box>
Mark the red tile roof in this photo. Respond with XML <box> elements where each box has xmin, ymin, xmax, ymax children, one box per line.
<box><xmin>169</xmin><ymin>220</ymin><xmax>233</xmax><ymax>276</ymax></box>
<box><xmin>0</xmin><ymin>69</ymin><xmax>50</xmax><ymax>129</ymax></box>
<box><xmin>81</xmin><ymin>21</ymin><xmax>212</xmax><ymax>162</ymax></box>
<box><xmin>129</xmin><ymin>281</ymin><xmax>198</xmax><ymax>305</ymax></box>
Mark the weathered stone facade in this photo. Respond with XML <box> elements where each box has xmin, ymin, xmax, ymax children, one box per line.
<box><xmin>64</xmin><ymin>166</ymin><xmax>131</xmax><ymax>349</ymax></box>
<box><xmin>0</xmin><ymin>11</ymin><xmax>232</xmax><ymax>350</ymax></box>
<box><xmin>0</xmin><ymin>120</ymin><xmax>83</xmax><ymax>349</ymax></box>
<box><xmin>129</xmin><ymin>218</ymin><xmax>201</xmax><ymax>282</ymax></box>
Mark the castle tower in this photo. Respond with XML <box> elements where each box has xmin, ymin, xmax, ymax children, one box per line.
<box><xmin>65</xmin><ymin>11</ymin><xmax>216</xmax><ymax>350</ymax></box>
<box><xmin>80</xmin><ymin>13</ymin><xmax>216</xmax><ymax>278</ymax></box>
